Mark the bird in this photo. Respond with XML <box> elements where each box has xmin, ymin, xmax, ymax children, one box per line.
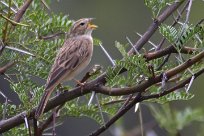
<box><xmin>35</xmin><ymin>18</ymin><xmax>97</xmax><ymax>119</ymax></box>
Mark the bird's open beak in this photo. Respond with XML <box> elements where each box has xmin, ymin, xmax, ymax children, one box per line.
<box><xmin>88</xmin><ymin>22</ymin><xmax>98</xmax><ymax>29</ymax></box>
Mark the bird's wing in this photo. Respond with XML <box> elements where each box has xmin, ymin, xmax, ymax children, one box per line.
<box><xmin>45</xmin><ymin>37</ymin><xmax>91</xmax><ymax>90</ymax></box>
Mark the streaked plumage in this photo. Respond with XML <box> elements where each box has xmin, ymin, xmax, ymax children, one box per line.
<box><xmin>35</xmin><ymin>18</ymin><xmax>97</xmax><ymax>119</ymax></box>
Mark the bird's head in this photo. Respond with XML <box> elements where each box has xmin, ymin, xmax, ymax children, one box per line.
<box><xmin>68</xmin><ymin>18</ymin><xmax>97</xmax><ymax>37</ymax></box>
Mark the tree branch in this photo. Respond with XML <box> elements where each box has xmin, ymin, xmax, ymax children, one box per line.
<box><xmin>128</xmin><ymin>1</ymin><xmax>185</xmax><ymax>55</ymax></box>
<box><xmin>89</xmin><ymin>67</ymin><xmax>204</xmax><ymax>136</ymax></box>
<box><xmin>14</xmin><ymin>0</ymin><xmax>33</xmax><ymax>23</ymax></box>
<box><xmin>1</xmin><ymin>47</ymin><xmax>203</xmax><ymax>133</ymax></box>
<box><xmin>0</xmin><ymin>61</ymin><xmax>15</xmax><ymax>74</ymax></box>
<box><xmin>141</xmin><ymin>67</ymin><xmax>204</xmax><ymax>100</ymax></box>
<box><xmin>144</xmin><ymin>45</ymin><xmax>198</xmax><ymax>61</ymax></box>
<box><xmin>1</xmin><ymin>1</ymin><xmax>198</xmax><ymax>134</ymax></box>
<box><xmin>89</xmin><ymin>93</ymin><xmax>142</xmax><ymax>136</ymax></box>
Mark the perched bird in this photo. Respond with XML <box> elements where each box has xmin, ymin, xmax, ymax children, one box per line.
<box><xmin>35</xmin><ymin>18</ymin><xmax>97</xmax><ymax>119</ymax></box>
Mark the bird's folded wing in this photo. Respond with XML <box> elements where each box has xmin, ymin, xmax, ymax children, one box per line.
<box><xmin>45</xmin><ymin>38</ymin><xmax>90</xmax><ymax>90</ymax></box>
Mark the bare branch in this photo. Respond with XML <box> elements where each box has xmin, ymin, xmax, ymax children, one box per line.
<box><xmin>128</xmin><ymin>1</ymin><xmax>184</xmax><ymax>55</ymax></box>
<box><xmin>0</xmin><ymin>61</ymin><xmax>15</xmax><ymax>74</ymax></box>
<box><xmin>89</xmin><ymin>93</ymin><xmax>142</xmax><ymax>136</ymax></box>
<box><xmin>14</xmin><ymin>0</ymin><xmax>33</xmax><ymax>23</ymax></box>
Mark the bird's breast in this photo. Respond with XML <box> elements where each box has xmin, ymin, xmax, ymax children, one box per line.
<box><xmin>64</xmin><ymin>35</ymin><xmax>93</xmax><ymax>81</ymax></box>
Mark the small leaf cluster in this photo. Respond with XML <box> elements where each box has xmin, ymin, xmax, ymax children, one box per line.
<box><xmin>144</xmin><ymin>0</ymin><xmax>175</xmax><ymax>17</ymax></box>
<box><xmin>148</xmin><ymin>84</ymin><xmax>194</xmax><ymax>104</ymax></box>
<box><xmin>63</xmin><ymin>101</ymin><xmax>119</xmax><ymax>125</ymax></box>
<box><xmin>159</xmin><ymin>23</ymin><xmax>204</xmax><ymax>49</ymax></box>
<box><xmin>106</xmin><ymin>42</ymin><xmax>149</xmax><ymax>87</ymax></box>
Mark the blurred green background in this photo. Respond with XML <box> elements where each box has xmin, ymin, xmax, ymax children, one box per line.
<box><xmin>49</xmin><ymin>1</ymin><xmax>204</xmax><ymax>136</ymax></box>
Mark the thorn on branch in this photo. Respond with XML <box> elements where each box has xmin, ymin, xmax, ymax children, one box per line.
<box><xmin>185</xmin><ymin>75</ymin><xmax>195</xmax><ymax>93</ymax></box>
<box><xmin>126</xmin><ymin>36</ymin><xmax>139</xmax><ymax>55</ymax></box>
<box><xmin>161</xmin><ymin>73</ymin><xmax>168</xmax><ymax>90</ymax></box>
<box><xmin>99</xmin><ymin>43</ymin><xmax>115</xmax><ymax>66</ymax></box>
<box><xmin>136</xmin><ymin>32</ymin><xmax>157</xmax><ymax>50</ymax></box>
<box><xmin>5</xmin><ymin>46</ymin><xmax>35</xmax><ymax>56</ymax></box>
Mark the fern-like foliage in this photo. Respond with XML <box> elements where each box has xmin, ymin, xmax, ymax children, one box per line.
<box><xmin>106</xmin><ymin>55</ymin><xmax>149</xmax><ymax>87</ymax></box>
<box><xmin>63</xmin><ymin>100</ymin><xmax>120</xmax><ymax>125</ymax></box>
<box><xmin>144</xmin><ymin>0</ymin><xmax>175</xmax><ymax>17</ymax></box>
<box><xmin>159</xmin><ymin>23</ymin><xmax>204</xmax><ymax>49</ymax></box>
<box><xmin>149</xmin><ymin>85</ymin><xmax>194</xmax><ymax>103</ymax></box>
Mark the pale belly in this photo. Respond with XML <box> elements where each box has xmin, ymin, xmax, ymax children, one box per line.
<box><xmin>63</xmin><ymin>36</ymin><xmax>93</xmax><ymax>81</ymax></box>
<box><xmin>65</xmin><ymin>53</ymin><xmax>92</xmax><ymax>81</ymax></box>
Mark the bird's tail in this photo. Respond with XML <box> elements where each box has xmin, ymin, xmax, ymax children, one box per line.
<box><xmin>35</xmin><ymin>87</ymin><xmax>54</xmax><ymax>119</ymax></box>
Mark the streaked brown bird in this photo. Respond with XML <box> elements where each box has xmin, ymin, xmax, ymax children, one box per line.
<box><xmin>35</xmin><ymin>18</ymin><xmax>97</xmax><ymax>119</ymax></box>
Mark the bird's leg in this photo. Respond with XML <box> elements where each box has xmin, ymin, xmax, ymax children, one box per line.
<box><xmin>57</xmin><ymin>83</ymin><xmax>64</xmax><ymax>92</ymax></box>
<box><xmin>73</xmin><ymin>79</ymin><xmax>86</xmax><ymax>95</ymax></box>
<box><xmin>73</xmin><ymin>79</ymin><xmax>86</xmax><ymax>86</ymax></box>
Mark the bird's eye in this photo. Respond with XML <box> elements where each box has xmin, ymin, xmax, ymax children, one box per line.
<box><xmin>80</xmin><ymin>22</ymin><xmax>85</xmax><ymax>26</ymax></box>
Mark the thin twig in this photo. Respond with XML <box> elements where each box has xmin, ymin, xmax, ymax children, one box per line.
<box><xmin>142</xmin><ymin>68</ymin><xmax>204</xmax><ymax>100</ymax></box>
<box><xmin>179</xmin><ymin>0</ymin><xmax>193</xmax><ymax>37</ymax></box>
<box><xmin>118</xmin><ymin>94</ymin><xmax>133</xmax><ymax>112</ymax></box>
<box><xmin>128</xmin><ymin>1</ymin><xmax>184</xmax><ymax>55</ymax></box>
<box><xmin>14</xmin><ymin>0</ymin><xmax>33</xmax><ymax>23</ymax></box>
<box><xmin>0</xmin><ymin>13</ymin><xmax>29</xmax><ymax>26</ymax></box>
<box><xmin>89</xmin><ymin>93</ymin><xmax>142</xmax><ymax>136</ymax></box>
<box><xmin>156</xmin><ymin>0</ymin><xmax>190</xmax><ymax>50</ymax></box>
<box><xmin>38</xmin><ymin>104</ymin><xmax>62</xmax><ymax>134</ymax></box>
<box><xmin>39</xmin><ymin>32</ymin><xmax>65</xmax><ymax>40</ymax></box>
<box><xmin>0</xmin><ymin>61</ymin><xmax>15</xmax><ymax>74</ymax></box>
<box><xmin>156</xmin><ymin>53</ymin><xmax>171</xmax><ymax>70</ymax></box>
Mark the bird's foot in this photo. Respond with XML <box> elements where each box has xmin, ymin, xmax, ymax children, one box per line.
<box><xmin>74</xmin><ymin>79</ymin><xmax>86</xmax><ymax>86</ymax></box>
<box><xmin>73</xmin><ymin>79</ymin><xmax>86</xmax><ymax>94</ymax></box>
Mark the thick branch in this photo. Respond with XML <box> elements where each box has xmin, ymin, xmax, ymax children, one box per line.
<box><xmin>128</xmin><ymin>1</ymin><xmax>184</xmax><ymax>55</ymax></box>
<box><xmin>144</xmin><ymin>45</ymin><xmax>198</xmax><ymax>61</ymax></box>
<box><xmin>14</xmin><ymin>0</ymin><xmax>33</xmax><ymax>23</ymax></box>
<box><xmin>142</xmin><ymin>67</ymin><xmax>204</xmax><ymax>100</ymax></box>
